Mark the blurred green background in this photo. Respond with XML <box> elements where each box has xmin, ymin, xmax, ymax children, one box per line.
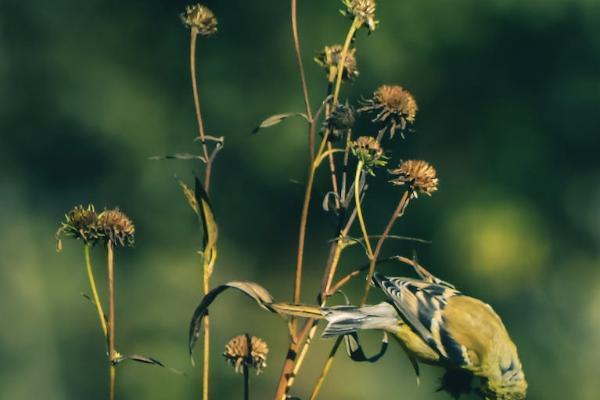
<box><xmin>1</xmin><ymin>0</ymin><xmax>599</xmax><ymax>399</ymax></box>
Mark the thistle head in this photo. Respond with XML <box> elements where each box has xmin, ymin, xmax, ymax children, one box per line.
<box><xmin>389</xmin><ymin>160</ymin><xmax>438</xmax><ymax>197</ymax></box>
<box><xmin>359</xmin><ymin>85</ymin><xmax>418</xmax><ymax>139</ymax></box>
<box><xmin>223</xmin><ymin>334</ymin><xmax>269</xmax><ymax>375</ymax></box>
<box><xmin>97</xmin><ymin>208</ymin><xmax>135</xmax><ymax>247</ymax></box>
<box><xmin>315</xmin><ymin>45</ymin><xmax>359</xmax><ymax>81</ymax></box>
<box><xmin>181</xmin><ymin>4</ymin><xmax>217</xmax><ymax>36</ymax></box>
<box><xmin>341</xmin><ymin>0</ymin><xmax>378</xmax><ymax>33</ymax></box>
<box><xmin>351</xmin><ymin>136</ymin><xmax>387</xmax><ymax>174</ymax></box>
<box><xmin>56</xmin><ymin>205</ymin><xmax>103</xmax><ymax>249</ymax></box>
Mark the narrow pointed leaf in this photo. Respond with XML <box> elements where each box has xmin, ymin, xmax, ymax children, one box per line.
<box><xmin>112</xmin><ymin>354</ymin><xmax>185</xmax><ymax>375</ymax></box>
<box><xmin>194</xmin><ymin>177</ymin><xmax>218</xmax><ymax>277</ymax></box>
<box><xmin>251</xmin><ymin>113</ymin><xmax>308</xmax><ymax>134</ymax></box>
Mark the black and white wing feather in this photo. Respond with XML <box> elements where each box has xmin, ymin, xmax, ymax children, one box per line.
<box><xmin>372</xmin><ymin>272</ymin><xmax>470</xmax><ymax>367</ymax></box>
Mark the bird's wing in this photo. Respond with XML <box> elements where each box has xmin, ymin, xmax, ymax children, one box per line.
<box><xmin>372</xmin><ymin>272</ymin><xmax>470</xmax><ymax>367</ymax></box>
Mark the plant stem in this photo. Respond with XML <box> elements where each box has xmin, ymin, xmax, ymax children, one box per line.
<box><xmin>360</xmin><ymin>190</ymin><xmax>410</xmax><ymax>304</ymax></box>
<box><xmin>191</xmin><ymin>28</ymin><xmax>213</xmax><ymax>400</ymax></box>
<box><xmin>190</xmin><ymin>29</ymin><xmax>212</xmax><ymax>192</ymax></box>
<box><xmin>107</xmin><ymin>241</ymin><xmax>116</xmax><ymax>400</ymax></box>
<box><xmin>243</xmin><ymin>364</ymin><xmax>249</xmax><ymax>400</ymax></box>
<box><xmin>354</xmin><ymin>161</ymin><xmax>374</xmax><ymax>259</ymax></box>
<box><xmin>308</xmin><ymin>336</ymin><xmax>343</xmax><ymax>400</ymax></box>
<box><xmin>291</xmin><ymin>0</ymin><xmax>313</xmax><ymax>124</ymax></box>
<box><xmin>84</xmin><ymin>244</ymin><xmax>107</xmax><ymax>337</ymax></box>
<box><xmin>332</xmin><ymin>18</ymin><xmax>359</xmax><ymax>105</ymax></box>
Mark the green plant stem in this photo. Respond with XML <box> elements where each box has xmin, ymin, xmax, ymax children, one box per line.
<box><xmin>354</xmin><ymin>161</ymin><xmax>374</xmax><ymax>259</ymax></box>
<box><xmin>360</xmin><ymin>191</ymin><xmax>411</xmax><ymax>304</ymax></box>
<box><xmin>84</xmin><ymin>244</ymin><xmax>107</xmax><ymax>337</ymax></box>
<box><xmin>308</xmin><ymin>336</ymin><xmax>343</xmax><ymax>400</ymax></box>
<box><xmin>107</xmin><ymin>241</ymin><xmax>116</xmax><ymax>400</ymax></box>
<box><xmin>202</xmin><ymin>264</ymin><xmax>211</xmax><ymax>400</ymax></box>
<box><xmin>332</xmin><ymin>18</ymin><xmax>359</xmax><ymax>105</ymax></box>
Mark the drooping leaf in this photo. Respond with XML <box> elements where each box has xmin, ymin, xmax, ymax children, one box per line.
<box><xmin>251</xmin><ymin>112</ymin><xmax>308</xmax><ymax>134</ymax></box>
<box><xmin>149</xmin><ymin>153</ymin><xmax>205</xmax><ymax>161</ymax></box>
<box><xmin>344</xmin><ymin>331</ymin><xmax>389</xmax><ymax>363</ymax></box>
<box><xmin>188</xmin><ymin>281</ymin><xmax>277</xmax><ymax>362</ymax></box>
<box><xmin>112</xmin><ymin>354</ymin><xmax>185</xmax><ymax>375</ymax></box>
<box><xmin>194</xmin><ymin>177</ymin><xmax>218</xmax><ymax>277</ymax></box>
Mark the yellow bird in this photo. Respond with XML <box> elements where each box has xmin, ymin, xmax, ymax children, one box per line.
<box><xmin>278</xmin><ymin>271</ymin><xmax>527</xmax><ymax>399</ymax></box>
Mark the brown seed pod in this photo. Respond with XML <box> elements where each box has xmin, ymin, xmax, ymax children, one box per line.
<box><xmin>359</xmin><ymin>85</ymin><xmax>418</xmax><ymax>139</ymax></box>
<box><xmin>223</xmin><ymin>334</ymin><xmax>269</xmax><ymax>375</ymax></box>
<box><xmin>389</xmin><ymin>160</ymin><xmax>439</xmax><ymax>197</ymax></box>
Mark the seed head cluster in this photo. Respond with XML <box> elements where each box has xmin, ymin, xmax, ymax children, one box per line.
<box><xmin>315</xmin><ymin>45</ymin><xmax>359</xmax><ymax>81</ymax></box>
<box><xmin>389</xmin><ymin>160</ymin><xmax>438</xmax><ymax>197</ymax></box>
<box><xmin>223</xmin><ymin>334</ymin><xmax>269</xmax><ymax>375</ymax></box>
<box><xmin>181</xmin><ymin>4</ymin><xmax>218</xmax><ymax>36</ymax></box>
<box><xmin>342</xmin><ymin>0</ymin><xmax>378</xmax><ymax>33</ymax></box>
<box><xmin>359</xmin><ymin>85</ymin><xmax>418</xmax><ymax>138</ymax></box>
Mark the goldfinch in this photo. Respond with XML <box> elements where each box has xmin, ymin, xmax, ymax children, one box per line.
<box><xmin>273</xmin><ymin>267</ymin><xmax>527</xmax><ymax>400</ymax></box>
<box><xmin>277</xmin><ymin>271</ymin><xmax>527</xmax><ymax>399</ymax></box>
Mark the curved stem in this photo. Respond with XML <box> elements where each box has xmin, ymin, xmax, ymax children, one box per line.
<box><xmin>84</xmin><ymin>244</ymin><xmax>107</xmax><ymax>337</ymax></box>
<box><xmin>291</xmin><ymin>0</ymin><xmax>313</xmax><ymax>123</ymax></box>
<box><xmin>360</xmin><ymin>190</ymin><xmax>411</xmax><ymax>304</ymax></box>
<box><xmin>107</xmin><ymin>241</ymin><xmax>116</xmax><ymax>400</ymax></box>
<box><xmin>308</xmin><ymin>337</ymin><xmax>343</xmax><ymax>400</ymax></box>
<box><xmin>190</xmin><ymin>29</ymin><xmax>212</xmax><ymax>192</ymax></box>
<box><xmin>354</xmin><ymin>161</ymin><xmax>374</xmax><ymax>259</ymax></box>
<box><xmin>332</xmin><ymin>18</ymin><xmax>359</xmax><ymax>105</ymax></box>
<box><xmin>202</xmin><ymin>268</ymin><xmax>211</xmax><ymax>400</ymax></box>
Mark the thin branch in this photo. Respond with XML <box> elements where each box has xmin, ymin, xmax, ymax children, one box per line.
<box><xmin>84</xmin><ymin>244</ymin><xmax>107</xmax><ymax>337</ymax></box>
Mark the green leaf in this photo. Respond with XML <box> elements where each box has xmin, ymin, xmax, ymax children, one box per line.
<box><xmin>178</xmin><ymin>180</ymin><xmax>199</xmax><ymax>216</ymax></box>
<box><xmin>251</xmin><ymin>113</ymin><xmax>308</xmax><ymax>134</ymax></box>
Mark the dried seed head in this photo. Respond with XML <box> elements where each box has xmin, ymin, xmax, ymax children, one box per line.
<box><xmin>323</xmin><ymin>104</ymin><xmax>355</xmax><ymax>142</ymax></box>
<box><xmin>359</xmin><ymin>85</ymin><xmax>418</xmax><ymax>139</ymax></box>
<box><xmin>315</xmin><ymin>45</ymin><xmax>359</xmax><ymax>81</ymax></box>
<box><xmin>351</xmin><ymin>136</ymin><xmax>387</xmax><ymax>174</ymax></box>
<box><xmin>56</xmin><ymin>205</ymin><xmax>102</xmax><ymax>248</ymax></box>
<box><xmin>389</xmin><ymin>160</ymin><xmax>438</xmax><ymax>197</ymax></box>
<box><xmin>223</xmin><ymin>335</ymin><xmax>269</xmax><ymax>375</ymax></box>
<box><xmin>341</xmin><ymin>0</ymin><xmax>378</xmax><ymax>33</ymax></box>
<box><xmin>97</xmin><ymin>208</ymin><xmax>135</xmax><ymax>247</ymax></box>
<box><xmin>180</xmin><ymin>4</ymin><xmax>217</xmax><ymax>36</ymax></box>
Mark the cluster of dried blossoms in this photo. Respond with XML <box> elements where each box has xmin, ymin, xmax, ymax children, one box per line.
<box><xmin>223</xmin><ymin>334</ymin><xmax>269</xmax><ymax>375</ymax></box>
<box><xmin>57</xmin><ymin>205</ymin><xmax>135</xmax><ymax>249</ymax></box>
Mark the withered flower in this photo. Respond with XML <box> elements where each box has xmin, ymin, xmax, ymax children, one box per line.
<box><xmin>223</xmin><ymin>334</ymin><xmax>269</xmax><ymax>375</ymax></box>
<box><xmin>323</xmin><ymin>103</ymin><xmax>355</xmax><ymax>142</ymax></box>
<box><xmin>97</xmin><ymin>208</ymin><xmax>135</xmax><ymax>247</ymax></box>
<box><xmin>315</xmin><ymin>45</ymin><xmax>359</xmax><ymax>81</ymax></box>
<box><xmin>389</xmin><ymin>160</ymin><xmax>438</xmax><ymax>197</ymax></box>
<box><xmin>56</xmin><ymin>205</ymin><xmax>103</xmax><ymax>248</ymax></box>
<box><xmin>359</xmin><ymin>85</ymin><xmax>418</xmax><ymax>139</ymax></box>
<box><xmin>341</xmin><ymin>0</ymin><xmax>378</xmax><ymax>33</ymax></box>
<box><xmin>180</xmin><ymin>4</ymin><xmax>217</xmax><ymax>36</ymax></box>
<box><xmin>351</xmin><ymin>136</ymin><xmax>387</xmax><ymax>174</ymax></box>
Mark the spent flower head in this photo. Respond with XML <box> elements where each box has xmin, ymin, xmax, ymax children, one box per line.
<box><xmin>97</xmin><ymin>208</ymin><xmax>135</xmax><ymax>247</ymax></box>
<box><xmin>351</xmin><ymin>136</ymin><xmax>388</xmax><ymax>174</ymax></box>
<box><xmin>341</xmin><ymin>0</ymin><xmax>378</xmax><ymax>33</ymax></box>
<box><xmin>223</xmin><ymin>334</ymin><xmax>269</xmax><ymax>375</ymax></box>
<box><xmin>389</xmin><ymin>160</ymin><xmax>438</xmax><ymax>197</ymax></box>
<box><xmin>315</xmin><ymin>45</ymin><xmax>359</xmax><ymax>81</ymax></box>
<box><xmin>359</xmin><ymin>85</ymin><xmax>418</xmax><ymax>139</ymax></box>
<box><xmin>323</xmin><ymin>103</ymin><xmax>355</xmax><ymax>142</ymax></box>
<box><xmin>181</xmin><ymin>4</ymin><xmax>218</xmax><ymax>36</ymax></box>
<box><xmin>56</xmin><ymin>205</ymin><xmax>103</xmax><ymax>249</ymax></box>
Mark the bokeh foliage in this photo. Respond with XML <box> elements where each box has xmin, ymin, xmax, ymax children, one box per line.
<box><xmin>0</xmin><ymin>0</ymin><xmax>599</xmax><ymax>399</ymax></box>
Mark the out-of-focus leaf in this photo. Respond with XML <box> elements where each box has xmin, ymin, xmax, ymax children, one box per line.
<box><xmin>194</xmin><ymin>177</ymin><xmax>218</xmax><ymax>277</ymax></box>
<box><xmin>251</xmin><ymin>112</ymin><xmax>308</xmax><ymax>134</ymax></box>
<box><xmin>178</xmin><ymin>180</ymin><xmax>199</xmax><ymax>216</ymax></box>
<box><xmin>188</xmin><ymin>281</ymin><xmax>277</xmax><ymax>363</ymax></box>
<box><xmin>112</xmin><ymin>354</ymin><xmax>185</xmax><ymax>375</ymax></box>
<box><xmin>149</xmin><ymin>153</ymin><xmax>205</xmax><ymax>161</ymax></box>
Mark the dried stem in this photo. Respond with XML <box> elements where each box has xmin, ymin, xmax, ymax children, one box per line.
<box><xmin>84</xmin><ymin>244</ymin><xmax>107</xmax><ymax>337</ymax></box>
<box><xmin>243</xmin><ymin>364</ymin><xmax>249</xmax><ymax>400</ymax></box>
<box><xmin>360</xmin><ymin>190</ymin><xmax>411</xmax><ymax>304</ymax></box>
<box><xmin>107</xmin><ymin>241</ymin><xmax>116</xmax><ymax>400</ymax></box>
<box><xmin>190</xmin><ymin>30</ymin><xmax>212</xmax><ymax>191</ymax></box>
<box><xmin>308</xmin><ymin>336</ymin><xmax>343</xmax><ymax>400</ymax></box>
<box><xmin>332</xmin><ymin>18</ymin><xmax>360</xmax><ymax>105</ymax></box>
